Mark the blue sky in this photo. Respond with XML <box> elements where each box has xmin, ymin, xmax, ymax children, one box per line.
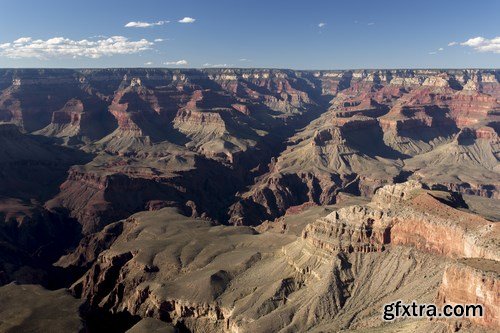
<box><xmin>0</xmin><ymin>0</ymin><xmax>499</xmax><ymax>69</ymax></box>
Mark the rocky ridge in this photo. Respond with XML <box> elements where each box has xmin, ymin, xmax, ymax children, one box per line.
<box><xmin>0</xmin><ymin>68</ymin><xmax>498</xmax><ymax>332</ymax></box>
<box><xmin>229</xmin><ymin>69</ymin><xmax>499</xmax><ymax>224</ymax></box>
<box><xmin>53</xmin><ymin>182</ymin><xmax>499</xmax><ymax>332</ymax></box>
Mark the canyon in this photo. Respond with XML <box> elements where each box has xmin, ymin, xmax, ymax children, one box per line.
<box><xmin>0</xmin><ymin>68</ymin><xmax>498</xmax><ymax>332</ymax></box>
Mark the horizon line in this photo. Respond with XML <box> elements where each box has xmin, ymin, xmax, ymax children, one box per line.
<box><xmin>1</xmin><ymin>67</ymin><xmax>499</xmax><ymax>71</ymax></box>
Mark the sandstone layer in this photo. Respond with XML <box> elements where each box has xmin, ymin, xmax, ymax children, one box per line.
<box><xmin>0</xmin><ymin>69</ymin><xmax>498</xmax><ymax>332</ymax></box>
<box><xmin>55</xmin><ymin>182</ymin><xmax>498</xmax><ymax>332</ymax></box>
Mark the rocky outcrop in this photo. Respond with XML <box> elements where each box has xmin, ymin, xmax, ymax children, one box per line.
<box><xmin>405</xmin><ymin>127</ymin><xmax>500</xmax><ymax>199</ymax></box>
<box><xmin>46</xmin><ymin>147</ymin><xmax>244</xmax><ymax>233</ymax></box>
<box><xmin>228</xmin><ymin>115</ymin><xmax>402</xmax><ymax>225</ymax></box>
<box><xmin>46</xmin><ymin>166</ymin><xmax>184</xmax><ymax>234</ymax></box>
<box><xmin>69</xmin><ymin>208</ymin><xmax>287</xmax><ymax>331</ymax></box>
<box><xmin>230</xmin><ymin>69</ymin><xmax>500</xmax><ymax>225</ymax></box>
<box><xmin>65</xmin><ymin>193</ymin><xmax>495</xmax><ymax>332</ymax></box>
<box><xmin>304</xmin><ymin>182</ymin><xmax>499</xmax><ymax>260</ymax></box>
<box><xmin>0</xmin><ymin>68</ymin><xmax>499</xmax><ymax>332</ymax></box>
<box><xmin>303</xmin><ymin>205</ymin><xmax>391</xmax><ymax>253</ymax></box>
<box><xmin>35</xmin><ymin>97</ymin><xmax>116</xmax><ymax>144</ymax></box>
<box><xmin>67</xmin><ymin>204</ymin><xmax>459</xmax><ymax>333</ymax></box>
<box><xmin>436</xmin><ymin>260</ymin><xmax>499</xmax><ymax>328</ymax></box>
<box><xmin>300</xmin><ymin>182</ymin><xmax>499</xmax><ymax>330</ymax></box>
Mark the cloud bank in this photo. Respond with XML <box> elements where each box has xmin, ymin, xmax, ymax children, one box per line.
<box><xmin>0</xmin><ymin>36</ymin><xmax>154</xmax><ymax>59</ymax></box>
<box><xmin>125</xmin><ymin>20</ymin><xmax>168</xmax><ymax>28</ymax></box>
<box><xmin>460</xmin><ymin>36</ymin><xmax>500</xmax><ymax>53</ymax></box>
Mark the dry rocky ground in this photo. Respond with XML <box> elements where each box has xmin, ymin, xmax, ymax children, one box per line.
<box><xmin>0</xmin><ymin>68</ymin><xmax>498</xmax><ymax>332</ymax></box>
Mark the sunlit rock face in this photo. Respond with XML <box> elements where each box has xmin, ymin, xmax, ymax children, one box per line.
<box><xmin>304</xmin><ymin>181</ymin><xmax>499</xmax><ymax>260</ymax></box>
<box><xmin>66</xmin><ymin>183</ymin><xmax>498</xmax><ymax>332</ymax></box>
<box><xmin>0</xmin><ymin>68</ymin><xmax>498</xmax><ymax>333</ymax></box>
<box><xmin>437</xmin><ymin>261</ymin><xmax>499</xmax><ymax>328</ymax></box>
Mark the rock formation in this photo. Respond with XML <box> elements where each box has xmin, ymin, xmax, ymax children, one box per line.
<box><xmin>0</xmin><ymin>68</ymin><xmax>498</xmax><ymax>332</ymax></box>
<box><xmin>230</xmin><ymin>70</ymin><xmax>499</xmax><ymax>224</ymax></box>
<box><xmin>53</xmin><ymin>182</ymin><xmax>498</xmax><ymax>332</ymax></box>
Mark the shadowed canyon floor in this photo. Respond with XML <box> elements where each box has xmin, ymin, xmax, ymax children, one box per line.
<box><xmin>0</xmin><ymin>68</ymin><xmax>498</xmax><ymax>332</ymax></box>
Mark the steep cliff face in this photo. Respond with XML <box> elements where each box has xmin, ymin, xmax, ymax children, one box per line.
<box><xmin>0</xmin><ymin>69</ymin><xmax>498</xmax><ymax>332</ymax></box>
<box><xmin>302</xmin><ymin>204</ymin><xmax>392</xmax><ymax>254</ymax></box>
<box><xmin>67</xmin><ymin>205</ymin><xmax>451</xmax><ymax>333</ymax></box>
<box><xmin>404</xmin><ymin>128</ymin><xmax>500</xmax><ymax>198</ymax></box>
<box><xmin>230</xmin><ymin>70</ymin><xmax>500</xmax><ymax>225</ymax></box>
<box><xmin>303</xmin><ymin>182</ymin><xmax>499</xmax><ymax>260</ymax></box>
<box><xmin>65</xmin><ymin>181</ymin><xmax>500</xmax><ymax>332</ymax></box>
<box><xmin>103</xmin><ymin>82</ymin><xmax>166</xmax><ymax>141</ymax></box>
<box><xmin>389</xmin><ymin>192</ymin><xmax>498</xmax><ymax>260</ymax></box>
<box><xmin>301</xmin><ymin>182</ymin><xmax>499</xmax><ymax>330</ymax></box>
<box><xmin>0</xmin><ymin>69</ymin><xmax>339</xmax><ymax>233</ymax></box>
<box><xmin>437</xmin><ymin>260</ymin><xmax>499</xmax><ymax>328</ymax></box>
<box><xmin>45</xmin><ymin>145</ymin><xmax>244</xmax><ymax>234</ymax></box>
<box><xmin>34</xmin><ymin>96</ymin><xmax>117</xmax><ymax>145</ymax></box>
<box><xmin>228</xmin><ymin>114</ymin><xmax>404</xmax><ymax>225</ymax></box>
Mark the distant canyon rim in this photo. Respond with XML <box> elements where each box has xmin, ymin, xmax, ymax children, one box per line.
<box><xmin>0</xmin><ymin>68</ymin><xmax>498</xmax><ymax>333</ymax></box>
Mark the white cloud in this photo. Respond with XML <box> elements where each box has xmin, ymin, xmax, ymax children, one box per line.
<box><xmin>461</xmin><ymin>37</ymin><xmax>485</xmax><ymax>47</ymax></box>
<box><xmin>125</xmin><ymin>20</ymin><xmax>168</xmax><ymax>28</ymax></box>
<box><xmin>239</xmin><ymin>58</ymin><xmax>251</xmax><ymax>62</ymax></box>
<box><xmin>0</xmin><ymin>36</ymin><xmax>154</xmax><ymax>59</ymax></box>
<box><xmin>14</xmin><ymin>37</ymin><xmax>32</xmax><ymax>44</ymax></box>
<box><xmin>144</xmin><ymin>61</ymin><xmax>153</xmax><ymax>65</ymax></box>
<box><xmin>428</xmin><ymin>51</ymin><xmax>437</xmax><ymax>55</ymax></box>
<box><xmin>448</xmin><ymin>41</ymin><xmax>457</xmax><ymax>46</ymax></box>
<box><xmin>164</xmin><ymin>59</ymin><xmax>188</xmax><ymax>65</ymax></box>
<box><xmin>318</xmin><ymin>22</ymin><xmax>326</xmax><ymax>28</ymax></box>
<box><xmin>367</xmin><ymin>22</ymin><xmax>375</xmax><ymax>26</ymax></box>
<box><xmin>438</xmin><ymin>47</ymin><xmax>444</xmax><ymax>51</ymax></box>
<box><xmin>460</xmin><ymin>36</ymin><xmax>500</xmax><ymax>53</ymax></box>
<box><xmin>202</xmin><ymin>63</ymin><xmax>231</xmax><ymax>67</ymax></box>
<box><xmin>178</xmin><ymin>17</ymin><xmax>196</xmax><ymax>23</ymax></box>
<box><xmin>154</xmin><ymin>38</ymin><xmax>164</xmax><ymax>42</ymax></box>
